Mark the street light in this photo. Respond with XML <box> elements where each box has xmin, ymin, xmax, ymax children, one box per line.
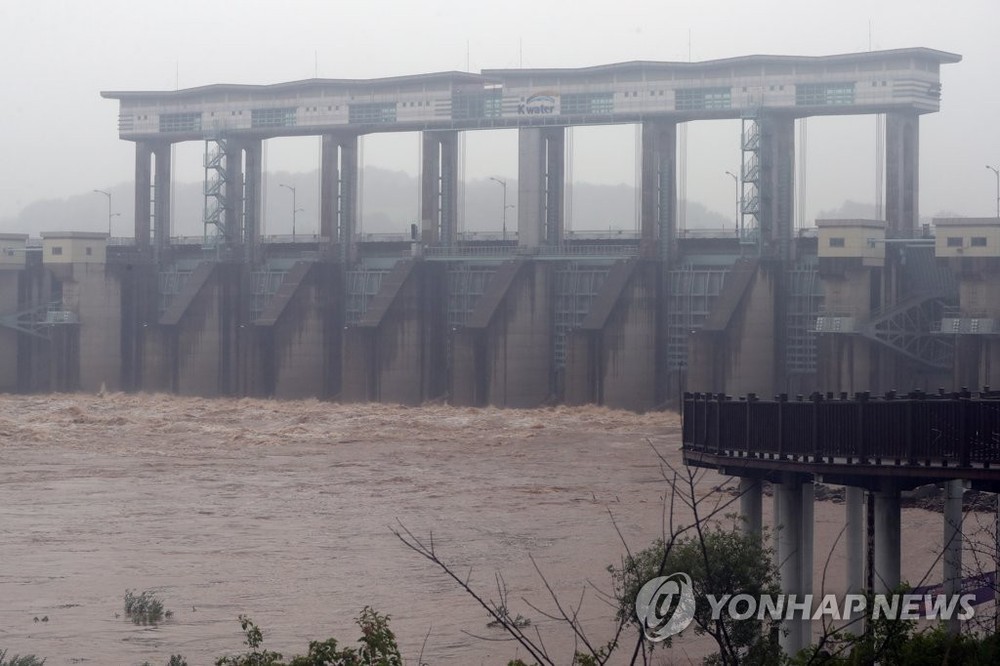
<box><xmin>987</xmin><ymin>165</ymin><xmax>1000</xmax><ymax>218</ymax></box>
<box><xmin>92</xmin><ymin>189</ymin><xmax>117</xmax><ymax>236</ymax></box>
<box><xmin>489</xmin><ymin>176</ymin><xmax>509</xmax><ymax>242</ymax></box>
<box><xmin>279</xmin><ymin>184</ymin><xmax>304</xmax><ymax>240</ymax></box>
<box><xmin>724</xmin><ymin>170</ymin><xmax>740</xmax><ymax>236</ymax></box>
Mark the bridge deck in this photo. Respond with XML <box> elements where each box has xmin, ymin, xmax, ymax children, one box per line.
<box><xmin>681</xmin><ymin>390</ymin><xmax>1000</xmax><ymax>492</ymax></box>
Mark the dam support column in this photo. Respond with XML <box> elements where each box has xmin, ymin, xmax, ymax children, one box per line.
<box><xmin>518</xmin><ymin>127</ymin><xmax>564</xmax><ymax>249</ymax></box>
<box><xmin>243</xmin><ymin>139</ymin><xmax>263</xmax><ymax>259</ymax></box>
<box><xmin>151</xmin><ymin>143</ymin><xmax>172</xmax><ymax>252</ymax></box>
<box><xmin>640</xmin><ymin>120</ymin><xmax>677</xmax><ymax>261</ymax></box>
<box><xmin>134</xmin><ymin>142</ymin><xmax>152</xmax><ymax>248</ymax></box>
<box><xmin>321</xmin><ymin>133</ymin><xmax>359</xmax><ymax>263</ymax></box>
<box><xmin>759</xmin><ymin>114</ymin><xmax>795</xmax><ymax>261</ymax></box>
<box><xmin>886</xmin><ymin>112</ymin><xmax>919</xmax><ymax>238</ymax></box>
<box><xmin>135</xmin><ymin>141</ymin><xmax>171</xmax><ymax>250</ymax></box>
<box><xmin>421</xmin><ymin>131</ymin><xmax>459</xmax><ymax>246</ymax></box>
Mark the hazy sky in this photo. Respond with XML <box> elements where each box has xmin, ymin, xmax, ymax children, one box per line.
<box><xmin>1</xmin><ymin>0</ymin><xmax>998</xmax><ymax>228</ymax></box>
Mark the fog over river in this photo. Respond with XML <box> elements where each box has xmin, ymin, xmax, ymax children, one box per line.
<box><xmin>0</xmin><ymin>395</ymin><xmax>982</xmax><ymax>664</ymax></box>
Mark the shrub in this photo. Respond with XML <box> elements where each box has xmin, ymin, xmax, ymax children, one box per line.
<box><xmin>0</xmin><ymin>649</ymin><xmax>46</xmax><ymax>666</ymax></box>
<box><xmin>124</xmin><ymin>589</ymin><xmax>168</xmax><ymax>626</ymax></box>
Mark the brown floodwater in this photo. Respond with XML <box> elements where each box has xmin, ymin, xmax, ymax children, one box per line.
<box><xmin>0</xmin><ymin>394</ymin><xmax>990</xmax><ymax>665</ymax></box>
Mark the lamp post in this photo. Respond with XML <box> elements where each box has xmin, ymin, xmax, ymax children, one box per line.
<box><xmin>93</xmin><ymin>189</ymin><xmax>115</xmax><ymax>236</ymax></box>
<box><xmin>489</xmin><ymin>176</ymin><xmax>508</xmax><ymax>242</ymax></box>
<box><xmin>987</xmin><ymin>165</ymin><xmax>1000</xmax><ymax>218</ymax></box>
<box><xmin>724</xmin><ymin>170</ymin><xmax>740</xmax><ymax>236</ymax></box>
<box><xmin>279</xmin><ymin>184</ymin><xmax>303</xmax><ymax>240</ymax></box>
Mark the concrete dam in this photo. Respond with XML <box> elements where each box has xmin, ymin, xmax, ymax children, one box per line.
<box><xmin>6</xmin><ymin>46</ymin><xmax>997</xmax><ymax>410</ymax></box>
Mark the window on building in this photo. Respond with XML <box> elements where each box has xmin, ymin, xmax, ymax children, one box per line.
<box><xmin>560</xmin><ymin>92</ymin><xmax>614</xmax><ymax>115</ymax></box>
<box><xmin>829</xmin><ymin>237</ymin><xmax>845</xmax><ymax>248</ymax></box>
<box><xmin>349</xmin><ymin>102</ymin><xmax>397</xmax><ymax>124</ymax></box>
<box><xmin>85</xmin><ymin>247</ymin><xmax>93</xmax><ymax>256</ymax></box>
<box><xmin>51</xmin><ymin>246</ymin><xmax>63</xmax><ymax>256</ymax></box>
<box><xmin>971</xmin><ymin>237</ymin><xmax>988</xmax><ymax>247</ymax></box>
<box><xmin>946</xmin><ymin>237</ymin><xmax>963</xmax><ymax>247</ymax></box>
<box><xmin>675</xmin><ymin>87</ymin><xmax>732</xmax><ymax>111</ymax></box>
<box><xmin>251</xmin><ymin>107</ymin><xmax>297</xmax><ymax>128</ymax></box>
<box><xmin>795</xmin><ymin>82</ymin><xmax>855</xmax><ymax>106</ymax></box>
<box><xmin>159</xmin><ymin>112</ymin><xmax>202</xmax><ymax>133</ymax></box>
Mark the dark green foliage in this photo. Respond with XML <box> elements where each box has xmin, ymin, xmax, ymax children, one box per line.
<box><xmin>214</xmin><ymin>615</ymin><xmax>283</xmax><ymax>666</ymax></box>
<box><xmin>608</xmin><ymin>523</ymin><xmax>782</xmax><ymax>664</ymax></box>
<box><xmin>123</xmin><ymin>589</ymin><xmax>167</xmax><ymax>626</ymax></box>
<box><xmin>216</xmin><ymin>608</ymin><xmax>402</xmax><ymax>666</ymax></box>
<box><xmin>795</xmin><ymin>608</ymin><xmax>1000</xmax><ymax>665</ymax></box>
<box><xmin>0</xmin><ymin>650</ymin><xmax>46</xmax><ymax>666</ymax></box>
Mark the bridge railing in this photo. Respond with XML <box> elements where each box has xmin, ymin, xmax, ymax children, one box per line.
<box><xmin>682</xmin><ymin>389</ymin><xmax>1000</xmax><ymax>468</ymax></box>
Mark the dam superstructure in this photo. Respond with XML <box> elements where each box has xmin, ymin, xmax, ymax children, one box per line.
<box><xmin>5</xmin><ymin>47</ymin><xmax>991</xmax><ymax>409</ymax></box>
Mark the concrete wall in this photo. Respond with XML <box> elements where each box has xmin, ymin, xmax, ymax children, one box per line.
<box><xmin>160</xmin><ymin>263</ymin><xmax>244</xmax><ymax>397</ymax></box>
<box><xmin>41</xmin><ymin>234</ymin><xmax>108</xmax><ymax>264</ymax></box>
<box><xmin>65</xmin><ymin>263</ymin><xmax>123</xmax><ymax>391</ymax></box>
<box><xmin>564</xmin><ymin>260</ymin><xmax>659</xmax><ymax>411</ymax></box>
<box><xmin>258</xmin><ymin>262</ymin><xmax>341</xmax><ymax>399</ymax></box>
<box><xmin>688</xmin><ymin>259</ymin><xmax>778</xmax><ymax>397</ymax></box>
<box><xmin>599</xmin><ymin>261</ymin><xmax>659</xmax><ymax>410</ymax></box>
<box><xmin>342</xmin><ymin>261</ymin><xmax>445</xmax><ymax>405</ymax></box>
<box><xmin>483</xmin><ymin>261</ymin><xmax>552</xmax><ymax>407</ymax></box>
<box><xmin>815</xmin><ymin>265</ymin><xmax>877</xmax><ymax>394</ymax></box>
<box><xmin>725</xmin><ymin>262</ymin><xmax>778</xmax><ymax>396</ymax></box>
<box><xmin>0</xmin><ymin>270</ymin><xmax>21</xmax><ymax>392</ymax></box>
<box><xmin>953</xmin><ymin>261</ymin><xmax>1000</xmax><ymax>389</ymax></box>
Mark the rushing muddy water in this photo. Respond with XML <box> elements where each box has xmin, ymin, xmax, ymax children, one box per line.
<box><xmin>0</xmin><ymin>394</ymin><xmax>990</xmax><ymax>665</ymax></box>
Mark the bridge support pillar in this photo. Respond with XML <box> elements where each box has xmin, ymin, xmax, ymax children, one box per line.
<box><xmin>421</xmin><ymin>131</ymin><xmax>459</xmax><ymax>246</ymax></box>
<box><xmin>802</xmin><ymin>481</ymin><xmax>814</xmax><ymax>589</ymax></box>
<box><xmin>518</xmin><ymin>127</ymin><xmax>564</xmax><ymax>249</ymax></box>
<box><xmin>739</xmin><ymin>477</ymin><xmax>762</xmax><ymax>535</ymax></box>
<box><xmin>873</xmin><ymin>483</ymin><xmax>901</xmax><ymax>593</ymax></box>
<box><xmin>943</xmin><ymin>479</ymin><xmax>965</xmax><ymax>635</ymax></box>
<box><xmin>776</xmin><ymin>475</ymin><xmax>807</xmax><ymax>657</ymax></box>
<box><xmin>321</xmin><ymin>133</ymin><xmax>359</xmax><ymax>263</ymax></box>
<box><xmin>845</xmin><ymin>486</ymin><xmax>865</xmax><ymax>607</ymax></box>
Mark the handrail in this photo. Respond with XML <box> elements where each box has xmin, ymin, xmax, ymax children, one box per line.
<box><xmin>682</xmin><ymin>389</ymin><xmax>1000</xmax><ymax>468</ymax></box>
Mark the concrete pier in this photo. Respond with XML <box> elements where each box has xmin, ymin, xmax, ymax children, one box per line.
<box><xmin>738</xmin><ymin>477</ymin><xmax>763</xmax><ymax>535</ymax></box>
<box><xmin>518</xmin><ymin>127</ymin><xmax>564</xmax><ymax>249</ymax></box>
<box><xmin>943</xmin><ymin>479</ymin><xmax>965</xmax><ymax>635</ymax></box>
<box><xmin>845</xmin><ymin>486</ymin><xmax>865</xmax><ymax>598</ymax></box>
<box><xmin>421</xmin><ymin>131</ymin><xmax>459</xmax><ymax>246</ymax></box>
<box><xmin>775</xmin><ymin>476</ymin><xmax>807</xmax><ymax>656</ymax></box>
<box><xmin>873</xmin><ymin>483</ymin><xmax>902</xmax><ymax>593</ymax></box>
